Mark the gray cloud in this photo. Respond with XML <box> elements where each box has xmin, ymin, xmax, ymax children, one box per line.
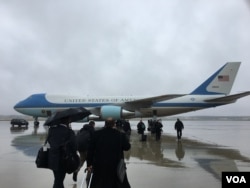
<box><xmin>1</xmin><ymin>0</ymin><xmax>250</xmax><ymax>116</ymax></box>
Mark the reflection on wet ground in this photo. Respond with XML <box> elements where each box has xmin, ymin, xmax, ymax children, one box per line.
<box><xmin>11</xmin><ymin>128</ymin><xmax>250</xmax><ymax>183</ymax></box>
<box><xmin>129</xmin><ymin>131</ymin><xmax>250</xmax><ymax>180</ymax></box>
<box><xmin>0</xmin><ymin>121</ymin><xmax>247</xmax><ymax>188</ymax></box>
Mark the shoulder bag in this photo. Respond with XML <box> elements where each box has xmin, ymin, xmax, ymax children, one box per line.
<box><xmin>35</xmin><ymin>136</ymin><xmax>50</xmax><ymax>168</ymax></box>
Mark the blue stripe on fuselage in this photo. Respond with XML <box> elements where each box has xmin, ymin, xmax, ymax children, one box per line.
<box><xmin>14</xmin><ymin>93</ymin><xmax>110</xmax><ymax>109</ymax></box>
<box><xmin>152</xmin><ymin>102</ymin><xmax>224</xmax><ymax>108</ymax></box>
<box><xmin>14</xmin><ymin>93</ymin><xmax>224</xmax><ymax>110</ymax></box>
<box><xmin>14</xmin><ymin>94</ymin><xmax>51</xmax><ymax>108</ymax></box>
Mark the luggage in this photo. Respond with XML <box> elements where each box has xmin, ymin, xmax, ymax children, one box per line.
<box><xmin>61</xmin><ymin>141</ymin><xmax>80</xmax><ymax>174</ymax></box>
<box><xmin>35</xmin><ymin>146</ymin><xmax>49</xmax><ymax>168</ymax></box>
<box><xmin>35</xmin><ymin>139</ymin><xmax>50</xmax><ymax>169</ymax></box>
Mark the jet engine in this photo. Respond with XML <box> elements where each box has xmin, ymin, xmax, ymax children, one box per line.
<box><xmin>100</xmin><ymin>105</ymin><xmax>134</xmax><ymax>120</ymax></box>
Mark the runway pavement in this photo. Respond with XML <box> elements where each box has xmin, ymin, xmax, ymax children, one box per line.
<box><xmin>1</xmin><ymin>121</ymin><xmax>250</xmax><ymax>188</ymax></box>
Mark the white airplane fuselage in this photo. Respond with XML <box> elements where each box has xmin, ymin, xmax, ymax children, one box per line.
<box><xmin>13</xmin><ymin>62</ymin><xmax>250</xmax><ymax>123</ymax></box>
<box><xmin>14</xmin><ymin>94</ymin><xmax>227</xmax><ymax>119</ymax></box>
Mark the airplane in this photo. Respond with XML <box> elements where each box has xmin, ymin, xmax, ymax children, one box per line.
<box><xmin>14</xmin><ymin>62</ymin><xmax>250</xmax><ymax>126</ymax></box>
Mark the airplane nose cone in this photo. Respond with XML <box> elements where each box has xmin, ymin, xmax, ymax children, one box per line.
<box><xmin>14</xmin><ymin>101</ymin><xmax>23</xmax><ymax>112</ymax></box>
<box><xmin>13</xmin><ymin>94</ymin><xmax>47</xmax><ymax>116</ymax></box>
<box><xmin>13</xmin><ymin>97</ymin><xmax>31</xmax><ymax>113</ymax></box>
<box><xmin>14</xmin><ymin>102</ymin><xmax>19</xmax><ymax>109</ymax></box>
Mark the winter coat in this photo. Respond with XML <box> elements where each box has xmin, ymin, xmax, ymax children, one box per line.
<box><xmin>175</xmin><ymin>120</ymin><xmax>184</xmax><ymax>131</ymax></box>
<box><xmin>47</xmin><ymin>124</ymin><xmax>77</xmax><ymax>171</ymax></box>
<box><xmin>137</xmin><ymin>122</ymin><xmax>145</xmax><ymax>134</ymax></box>
<box><xmin>87</xmin><ymin>127</ymin><xmax>131</xmax><ymax>188</ymax></box>
<box><xmin>155</xmin><ymin>121</ymin><xmax>163</xmax><ymax>133</ymax></box>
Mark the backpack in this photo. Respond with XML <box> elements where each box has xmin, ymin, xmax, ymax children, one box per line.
<box><xmin>76</xmin><ymin>130</ymin><xmax>90</xmax><ymax>152</ymax></box>
<box><xmin>61</xmin><ymin>141</ymin><xmax>80</xmax><ymax>174</ymax></box>
<box><xmin>61</xmin><ymin>129</ymin><xmax>80</xmax><ymax>174</ymax></box>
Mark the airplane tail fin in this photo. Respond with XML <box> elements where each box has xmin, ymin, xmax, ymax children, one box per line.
<box><xmin>191</xmin><ymin>62</ymin><xmax>241</xmax><ymax>95</ymax></box>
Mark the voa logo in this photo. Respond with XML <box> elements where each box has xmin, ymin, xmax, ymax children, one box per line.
<box><xmin>226</xmin><ymin>176</ymin><xmax>246</xmax><ymax>184</ymax></box>
<box><xmin>222</xmin><ymin>172</ymin><xmax>250</xmax><ymax>188</ymax></box>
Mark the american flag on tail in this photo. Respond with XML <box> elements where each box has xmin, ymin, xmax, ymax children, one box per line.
<box><xmin>218</xmin><ymin>75</ymin><xmax>229</xmax><ymax>81</ymax></box>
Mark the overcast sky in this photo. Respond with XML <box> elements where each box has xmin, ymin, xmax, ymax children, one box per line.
<box><xmin>1</xmin><ymin>0</ymin><xmax>250</xmax><ymax>116</ymax></box>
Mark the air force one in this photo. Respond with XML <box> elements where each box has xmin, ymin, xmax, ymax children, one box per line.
<box><xmin>14</xmin><ymin>62</ymin><xmax>250</xmax><ymax>126</ymax></box>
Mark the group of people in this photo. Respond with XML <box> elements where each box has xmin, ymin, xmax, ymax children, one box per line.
<box><xmin>137</xmin><ymin>118</ymin><xmax>184</xmax><ymax>141</ymax></box>
<box><xmin>42</xmin><ymin>116</ymin><xmax>184</xmax><ymax>188</ymax></box>
<box><xmin>115</xmin><ymin>119</ymin><xmax>132</xmax><ymax>139</ymax></box>
<box><xmin>46</xmin><ymin>117</ymin><xmax>131</xmax><ymax>188</ymax></box>
<box><xmin>137</xmin><ymin>119</ymin><xmax>163</xmax><ymax>141</ymax></box>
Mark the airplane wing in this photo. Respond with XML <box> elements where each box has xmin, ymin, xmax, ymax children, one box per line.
<box><xmin>123</xmin><ymin>94</ymin><xmax>186</xmax><ymax>109</ymax></box>
<box><xmin>205</xmin><ymin>91</ymin><xmax>250</xmax><ymax>103</ymax></box>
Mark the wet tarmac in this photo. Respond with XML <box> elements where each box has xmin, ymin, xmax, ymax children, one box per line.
<box><xmin>1</xmin><ymin>121</ymin><xmax>250</xmax><ymax>188</ymax></box>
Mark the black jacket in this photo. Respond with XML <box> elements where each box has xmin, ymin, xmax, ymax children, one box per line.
<box><xmin>47</xmin><ymin>124</ymin><xmax>77</xmax><ymax>171</ymax></box>
<box><xmin>87</xmin><ymin>127</ymin><xmax>131</xmax><ymax>188</ymax></box>
<box><xmin>175</xmin><ymin>120</ymin><xmax>184</xmax><ymax>131</ymax></box>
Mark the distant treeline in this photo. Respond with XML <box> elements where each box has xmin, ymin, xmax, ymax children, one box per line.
<box><xmin>0</xmin><ymin>115</ymin><xmax>250</xmax><ymax>121</ymax></box>
<box><xmin>163</xmin><ymin>116</ymin><xmax>250</xmax><ymax>121</ymax></box>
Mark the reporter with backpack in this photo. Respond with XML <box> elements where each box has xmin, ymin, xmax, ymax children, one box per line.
<box><xmin>47</xmin><ymin>116</ymin><xmax>78</xmax><ymax>188</ymax></box>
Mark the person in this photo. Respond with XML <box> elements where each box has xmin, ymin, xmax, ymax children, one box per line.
<box><xmin>122</xmin><ymin>120</ymin><xmax>131</xmax><ymax>140</ymax></box>
<box><xmin>47</xmin><ymin>116</ymin><xmax>77</xmax><ymax>188</ymax></box>
<box><xmin>115</xmin><ymin>119</ymin><xmax>124</xmax><ymax>132</ymax></box>
<box><xmin>137</xmin><ymin>120</ymin><xmax>146</xmax><ymax>141</ymax></box>
<box><xmin>73</xmin><ymin>121</ymin><xmax>95</xmax><ymax>182</ymax></box>
<box><xmin>86</xmin><ymin>118</ymin><xmax>131</xmax><ymax>188</ymax></box>
<box><xmin>175</xmin><ymin>118</ymin><xmax>184</xmax><ymax>140</ymax></box>
<box><xmin>155</xmin><ymin>119</ymin><xmax>163</xmax><ymax>141</ymax></box>
<box><xmin>147</xmin><ymin>119</ymin><xmax>155</xmax><ymax>134</ymax></box>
